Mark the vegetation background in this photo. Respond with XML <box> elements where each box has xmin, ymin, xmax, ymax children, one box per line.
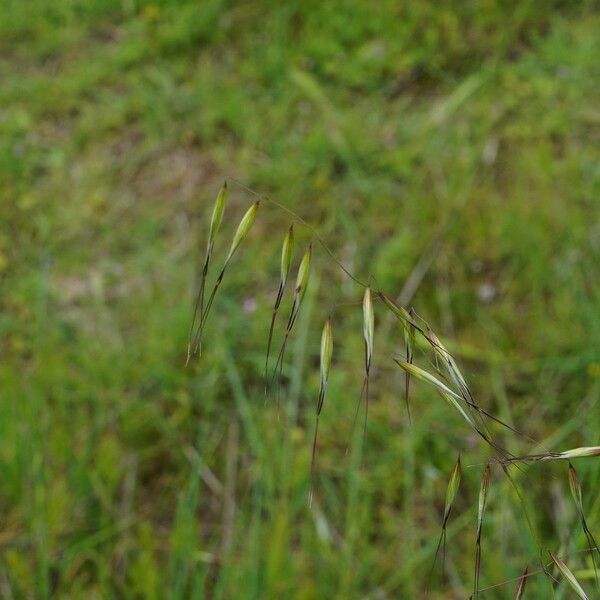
<box><xmin>1</xmin><ymin>1</ymin><xmax>600</xmax><ymax>598</ymax></box>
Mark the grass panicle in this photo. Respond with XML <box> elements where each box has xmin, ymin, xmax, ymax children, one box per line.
<box><xmin>474</xmin><ymin>463</ymin><xmax>491</xmax><ymax>599</ymax></box>
<box><xmin>264</xmin><ymin>224</ymin><xmax>295</xmax><ymax>392</ymax></box>
<box><xmin>310</xmin><ymin>316</ymin><xmax>333</xmax><ymax>505</ymax></box>
<box><xmin>548</xmin><ymin>550</ymin><xmax>589</xmax><ymax>600</ymax></box>
<box><xmin>191</xmin><ymin>182</ymin><xmax>600</xmax><ymax>596</ymax></box>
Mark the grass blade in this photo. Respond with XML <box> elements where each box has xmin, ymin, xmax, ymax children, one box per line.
<box><xmin>548</xmin><ymin>550</ymin><xmax>589</xmax><ymax>599</ymax></box>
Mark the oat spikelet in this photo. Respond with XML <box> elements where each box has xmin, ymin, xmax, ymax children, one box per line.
<box><xmin>347</xmin><ymin>288</ymin><xmax>376</xmax><ymax>451</ymax></box>
<box><xmin>427</xmin><ymin>329</ymin><xmax>471</xmax><ymax>400</ymax></box>
<box><xmin>548</xmin><ymin>550</ymin><xmax>589</xmax><ymax>600</ymax></box>
<box><xmin>190</xmin><ymin>200</ymin><xmax>259</xmax><ymax>359</ymax></box>
<box><xmin>188</xmin><ymin>182</ymin><xmax>227</xmax><ymax>363</ymax></box>
<box><xmin>362</xmin><ymin>287</ymin><xmax>374</xmax><ymax>434</ymax></box>
<box><xmin>394</xmin><ymin>360</ymin><xmax>512</xmax><ymax>459</ymax></box>
<box><xmin>394</xmin><ymin>360</ymin><xmax>477</xmax><ymax>432</ymax></box>
<box><xmin>310</xmin><ymin>316</ymin><xmax>333</xmax><ymax>505</ymax></box>
<box><xmin>378</xmin><ymin>291</ymin><xmax>416</xmax><ymax>328</ymax></box>
<box><xmin>514</xmin><ymin>566</ymin><xmax>529</xmax><ymax>599</ymax></box>
<box><xmin>264</xmin><ymin>225</ymin><xmax>294</xmax><ymax>392</ymax></box>
<box><xmin>404</xmin><ymin>307</ymin><xmax>416</xmax><ymax>422</ymax></box>
<box><xmin>568</xmin><ymin>463</ymin><xmax>600</xmax><ymax>589</ymax></box>
<box><xmin>271</xmin><ymin>243</ymin><xmax>312</xmax><ymax>388</ymax></box>
<box><xmin>429</xmin><ymin>455</ymin><xmax>462</xmax><ymax>582</ymax></box>
<box><xmin>474</xmin><ymin>464</ymin><xmax>491</xmax><ymax>599</ymax></box>
<box><xmin>501</xmin><ymin>446</ymin><xmax>600</xmax><ymax>464</ymax></box>
<box><xmin>425</xmin><ymin>327</ymin><xmax>530</xmax><ymax>441</ymax></box>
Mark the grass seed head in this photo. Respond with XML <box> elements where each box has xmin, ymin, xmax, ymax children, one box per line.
<box><xmin>477</xmin><ymin>464</ymin><xmax>491</xmax><ymax>538</ymax></box>
<box><xmin>209</xmin><ymin>181</ymin><xmax>227</xmax><ymax>250</ymax></box>
<box><xmin>378</xmin><ymin>291</ymin><xmax>414</xmax><ymax>328</ymax></box>
<box><xmin>428</xmin><ymin>329</ymin><xmax>470</xmax><ymax>397</ymax></box>
<box><xmin>443</xmin><ymin>455</ymin><xmax>462</xmax><ymax>525</ymax></box>
<box><xmin>548</xmin><ymin>550</ymin><xmax>589</xmax><ymax>599</ymax></box>
<box><xmin>225</xmin><ymin>200</ymin><xmax>259</xmax><ymax>264</ymax></box>
<box><xmin>514</xmin><ymin>566</ymin><xmax>528</xmax><ymax>599</ymax></box>
<box><xmin>363</xmin><ymin>287</ymin><xmax>374</xmax><ymax>372</ymax></box>
<box><xmin>281</xmin><ymin>224</ymin><xmax>294</xmax><ymax>287</ymax></box>
<box><xmin>394</xmin><ymin>360</ymin><xmax>462</xmax><ymax>403</ymax></box>
<box><xmin>568</xmin><ymin>462</ymin><xmax>584</xmax><ymax>515</ymax></box>
<box><xmin>295</xmin><ymin>243</ymin><xmax>312</xmax><ymax>304</ymax></box>
<box><xmin>318</xmin><ymin>316</ymin><xmax>333</xmax><ymax>415</ymax></box>
<box><xmin>558</xmin><ymin>446</ymin><xmax>600</xmax><ymax>460</ymax></box>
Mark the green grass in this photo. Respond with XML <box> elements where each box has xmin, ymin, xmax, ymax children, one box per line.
<box><xmin>1</xmin><ymin>1</ymin><xmax>600</xmax><ymax>598</ymax></box>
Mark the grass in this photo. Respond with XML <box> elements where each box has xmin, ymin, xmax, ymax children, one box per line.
<box><xmin>1</xmin><ymin>1</ymin><xmax>600</xmax><ymax>598</ymax></box>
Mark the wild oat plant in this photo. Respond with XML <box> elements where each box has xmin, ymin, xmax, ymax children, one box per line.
<box><xmin>190</xmin><ymin>181</ymin><xmax>600</xmax><ymax>598</ymax></box>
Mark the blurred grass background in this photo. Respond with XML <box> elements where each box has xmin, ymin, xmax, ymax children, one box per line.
<box><xmin>1</xmin><ymin>1</ymin><xmax>600</xmax><ymax>598</ymax></box>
